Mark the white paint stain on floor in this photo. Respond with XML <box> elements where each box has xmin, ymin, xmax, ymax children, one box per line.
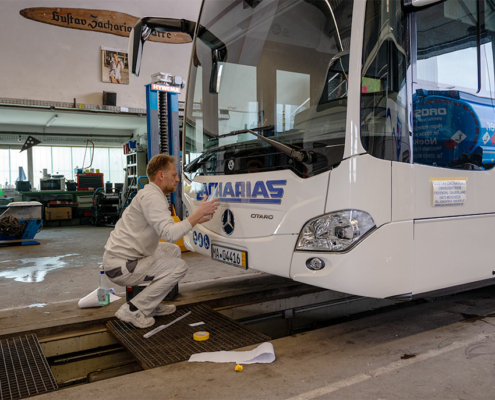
<box><xmin>0</xmin><ymin>254</ymin><xmax>80</xmax><ymax>282</ymax></box>
<box><xmin>28</xmin><ymin>303</ymin><xmax>47</xmax><ymax>308</ymax></box>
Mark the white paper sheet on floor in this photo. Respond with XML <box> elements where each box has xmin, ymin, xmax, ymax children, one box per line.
<box><xmin>188</xmin><ymin>342</ymin><xmax>275</xmax><ymax>364</ymax></box>
<box><xmin>78</xmin><ymin>289</ymin><xmax>121</xmax><ymax>308</ymax></box>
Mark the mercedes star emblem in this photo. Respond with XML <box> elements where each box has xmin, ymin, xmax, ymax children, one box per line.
<box><xmin>228</xmin><ymin>160</ymin><xmax>235</xmax><ymax>170</ymax></box>
<box><xmin>221</xmin><ymin>209</ymin><xmax>235</xmax><ymax>235</ymax></box>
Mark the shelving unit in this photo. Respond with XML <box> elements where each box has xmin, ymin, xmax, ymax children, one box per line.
<box><xmin>126</xmin><ymin>151</ymin><xmax>147</xmax><ymax>190</ymax></box>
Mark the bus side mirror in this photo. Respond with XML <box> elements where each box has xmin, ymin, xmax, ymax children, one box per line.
<box><xmin>129</xmin><ymin>17</ymin><xmax>196</xmax><ymax>77</ymax></box>
<box><xmin>403</xmin><ymin>0</ymin><xmax>444</xmax><ymax>12</ymax></box>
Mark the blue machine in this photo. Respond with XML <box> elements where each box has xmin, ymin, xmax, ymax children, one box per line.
<box><xmin>145</xmin><ymin>75</ymin><xmax>184</xmax><ymax>217</ymax></box>
<box><xmin>0</xmin><ymin>202</ymin><xmax>43</xmax><ymax>246</ymax></box>
<box><xmin>413</xmin><ymin>89</ymin><xmax>495</xmax><ymax>168</ymax></box>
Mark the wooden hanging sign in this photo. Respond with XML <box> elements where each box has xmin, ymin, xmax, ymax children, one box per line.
<box><xmin>19</xmin><ymin>7</ymin><xmax>192</xmax><ymax>44</ymax></box>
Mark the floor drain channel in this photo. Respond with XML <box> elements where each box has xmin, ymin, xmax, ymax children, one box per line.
<box><xmin>0</xmin><ymin>334</ymin><xmax>58</xmax><ymax>400</ymax></box>
<box><xmin>107</xmin><ymin>304</ymin><xmax>271</xmax><ymax>369</ymax></box>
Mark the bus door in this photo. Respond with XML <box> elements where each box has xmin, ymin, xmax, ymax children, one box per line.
<box><xmin>409</xmin><ymin>0</ymin><xmax>495</xmax><ymax>294</ymax></box>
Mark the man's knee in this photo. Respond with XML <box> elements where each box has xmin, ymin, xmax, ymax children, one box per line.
<box><xmin>171</xmin><ymin>244</ymin><xmax>181</xmax><ymax>258</ymax></box>
<box><xmin>176</xmin><ymin>259</ymin><xmax>188</xmax><ymax>277</ymax></box>
<box><xmin>152</xmin><ymin>256</ymin><xmax>187</xmax><ymax>279</ymax></box>
<box><xmin>157</xmin><ymin>242</ymin><xmax>181</xmax><ymax>258</ymax></box>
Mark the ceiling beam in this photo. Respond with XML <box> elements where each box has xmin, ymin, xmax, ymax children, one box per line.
<box><xmin>0</xmin><ymin>131</ymin><xmax>132</xmax><ymax>138</ymax></box>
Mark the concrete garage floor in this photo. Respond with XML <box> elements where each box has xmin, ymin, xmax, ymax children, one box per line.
<box><xmin>35</xmin><ymin>285</ymin><xmax>495</xmax><ymax>400</ymax></box>
<box><xmin>2</xmin><ymin>226</ymin><xmax>495</xmax><ymax>399</ymax></box>
<box><xmin>0</xmin><ymin>225</ymin><xmax>282</xmax><ymax>337</ymax></box>
<box><xmin>0</xmin><ymin>225</ymin><xmax>259</xmax><ymax>311</ymax></box>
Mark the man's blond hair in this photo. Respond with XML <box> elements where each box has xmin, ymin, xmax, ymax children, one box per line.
<box><xmin>146</xmin><ymin>154</ymin><xmax>175</xmax><ymax>180</ymax></box>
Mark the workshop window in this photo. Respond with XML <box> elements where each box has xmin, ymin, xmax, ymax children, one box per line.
<box><xmin>52</xmin><ymin>147</ymin><xmax>73</xmax><ymax>182</ymax></box>
<box><xmin>0</xmin><ymin>146</ymin><xmax>125</xmax><ymax>190</ymax></box>
<box><xmin>0</xmin><ymin>147</ymin><xmax>28</xmax><ymax>188</ymax></box>
<box><xmin>9</xmin><ymin>148</ymin><xmax>28</xmax><ymax>187</ymax></box>
<box><xmin>33</xmin><ymin>147</ymin><xmax>53</xmax><ymax>188</ymax></box>
<box><xmin>109</xmin><ymin>148</ymin><xmax>125</xmax><ymax>184</ymax></box>
<box><xmin>72</xmin><ymin>147</ymin><xmax>89</xmax><ymax>175</ymax></box>
<box><xmin>92</xmin><ymin>148</ymin><xmax>110</xmax><ymax>185</ymax></box>
<box><xmin>0</xmin><ymin>148</ymin><xmax>10</xmax><ymax>188</ymax></box>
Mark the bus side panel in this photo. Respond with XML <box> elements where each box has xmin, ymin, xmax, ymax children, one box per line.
<box><xmin>393</xmin><ymin>163</ymin><xmax>495</xmax><ymax>221</ymax></box>
<box><xmin>413</xmin><ymin>214</ymin><xmax>495</xmax><ymax>295</ymax></box>
<box><xmin>412</xmin><ymin>165</ymin><xmax>493</xmax><ymax>219</ymax></box>
<box><xmin>290</xmin><ymin>221</ymin><xmax>413</xmax><ymax>298</ymax></box>
<box><xmin>392</xmin><ymin>162</ymin><xmax>415</xmax><ymax>221</ymax></box>
<box><xmin>325</xmin><ymin>154</ymin><xmax>391</xmax><ymax>228</ymax></box>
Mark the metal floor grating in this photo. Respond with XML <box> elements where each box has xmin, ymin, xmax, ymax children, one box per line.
<box><xmin>0</xmin><ymin>334</ymin><xmax>58</xmax><ymax>400</ymax></box>
<box><xmin>107</xmin><ymin>304</ymin><xmax>271</xmax><ymax>369</ymax></box>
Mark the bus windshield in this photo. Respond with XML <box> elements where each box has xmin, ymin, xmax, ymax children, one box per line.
<box><xmin>184</xmin><ymin>0</ymin><xmax>353</xmax><ymax>179</ymax></box>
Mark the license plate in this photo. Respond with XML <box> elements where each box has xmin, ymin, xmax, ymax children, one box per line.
<box><xmin>211</xmin><ymin>244</ymin><xmax>248</xmax><ymax>269</ymax></box>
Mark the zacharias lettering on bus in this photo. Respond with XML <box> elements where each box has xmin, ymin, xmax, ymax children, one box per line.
<box><xmin>196</xmin><ymin>180</ymin><xmax>287</xmax><ymax>204</ymax></box>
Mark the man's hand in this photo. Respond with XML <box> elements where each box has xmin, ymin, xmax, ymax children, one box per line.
<box><xmin>187</xmin><ymin>197</ymin><xmax>220</xmax><ymax>227</ymax></box>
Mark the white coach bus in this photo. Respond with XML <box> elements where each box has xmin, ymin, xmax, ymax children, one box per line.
<box><xmin>130</xmin><ymin>0</ymin><xmax>495</xmax><ymax>299</ymax></box>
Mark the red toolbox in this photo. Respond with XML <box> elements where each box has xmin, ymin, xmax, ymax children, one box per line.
<box><xmin>77</xmin><ymin>173</ymin><xmax>104</xmax><ymax>191</ymax></box>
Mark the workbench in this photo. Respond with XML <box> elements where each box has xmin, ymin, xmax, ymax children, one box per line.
<box><xmin>20</xmin><ymin>191</ymin><xmax>96</xmax><ymax>225</ymax></box>
<box><xmin>19</xmin><ymin>190</ymin><xmax>94</xmax><ymax>206</ymax></box>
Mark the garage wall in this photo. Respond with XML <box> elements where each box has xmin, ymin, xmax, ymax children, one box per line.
<box><xmin>0</xmin><ymin>0</ymin><xmax>202</xmax><ymax>109</ymax></box>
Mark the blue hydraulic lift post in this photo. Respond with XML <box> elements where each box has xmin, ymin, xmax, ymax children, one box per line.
<box><xmin>145</xmin><ymin>82</ymin><xmax>182</xmax><ymax>217</ymax></box>
<box><xmin>145</xmin><ymin>83</ymin><xmax>160</xmax><ymax>162</ymax></box>
<box><xmin>168</xmin><ymin>91</ymin><xmax>180</xmax><ymax>178</ymax></box>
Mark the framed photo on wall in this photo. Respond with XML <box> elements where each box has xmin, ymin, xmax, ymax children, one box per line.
<box><xmin>101</xmin><ymin>47</ymin><xmax>129</xmax><ymax>85</ymax></box>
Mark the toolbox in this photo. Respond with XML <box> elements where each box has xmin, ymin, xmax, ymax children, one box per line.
<box><xmin>77</xmin><ymin>173</ymin><xmax>104</xmax><ymax>191</ymax></box>
<box><xmin>126</xmin><ymin>283</ymin><xmax>179</xmax><ymax>302</ymax></box>
<box><xmin>45</xmin><ymin>207</ymin><xmax>72</xmax><ymax>220</ymax></box>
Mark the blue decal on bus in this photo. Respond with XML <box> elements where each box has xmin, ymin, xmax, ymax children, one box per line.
<box><xmin>413</xmin><ymin>90</ymin><xmax>495</xmax><ymax>167</ymax></box>
<box><xmin>196</xmin><ymin>180</ymin><xmax>287</xmax><ymax>204</ymax></box>
<box><xmin>204</xmin><ymin>235</ymin><xmax>210</xmax><ymax>250</ymax></box>
<box><xmin>198</xmin><ymin>233</ymin><xmax>204</xmax><ymax>248</ymax></box>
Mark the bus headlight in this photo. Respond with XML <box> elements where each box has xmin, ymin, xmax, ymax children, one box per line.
<box><xmin>296</xmin><ymin>210</ymin><xmax>375</xmax><ymax>252</ymax></box>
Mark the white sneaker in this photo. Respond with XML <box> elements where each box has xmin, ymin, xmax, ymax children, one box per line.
<box><xmin>149</xmin><ymin>304</ymin><xmax>177</xmax><ymax>317</ymax></box>
<box><xmin>115</xmin><ymin>303</ymin><xmax>155</xmax><ymax>329</ymax></box>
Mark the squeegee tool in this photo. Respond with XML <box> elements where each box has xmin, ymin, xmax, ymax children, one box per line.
<box><xmin>143</xmin><ymin>310</ymin><xmax>192</xmax><ymax>339</ymax></box>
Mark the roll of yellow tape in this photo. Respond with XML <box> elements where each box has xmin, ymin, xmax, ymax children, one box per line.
<box><xmin>193</xmin><ymin>331</ymin><xmax>210</xmax><ymax>341</ymax></box>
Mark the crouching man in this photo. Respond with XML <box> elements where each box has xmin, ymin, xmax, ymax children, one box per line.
<box><xmin>103</xmin><ymin>154</ymin><xmax>219</xmax><ymax>328</ymax></box>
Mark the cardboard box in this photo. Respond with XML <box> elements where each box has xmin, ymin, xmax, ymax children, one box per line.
<box><xmin>45</xmin><ymin>207</ymin><xmax>72</xmax><ymax>220</ymax></box>
<box><xmin>77</xmin><ymin>195</ymin><xmax>93</xmax><ymax>207</ymax></box>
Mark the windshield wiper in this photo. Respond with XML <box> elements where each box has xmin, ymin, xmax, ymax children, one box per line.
<box><xmin>184</xmin><ymin>143</ymin><xmax>230</xmax><ymax>174</ymax></box>
<box><xmin>208</xmin><ymin>125</ymin><xmax>274</xmax><ymax>141</ymax></box>
<box><xmin>210</xmin><ymin>127</ymin><xmax>315</xmax><ymax>164</ymax></box>
<box><xmin>246</xmin><ymin>129</ymin><xmax>315</xmax><ymax>164</ymax></box>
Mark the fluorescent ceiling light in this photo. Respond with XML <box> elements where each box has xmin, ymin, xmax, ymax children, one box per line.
<box><xmin>45</xmin><ymin>115</ymin><xmax>58</xmax><ymax>127</ymax></box>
